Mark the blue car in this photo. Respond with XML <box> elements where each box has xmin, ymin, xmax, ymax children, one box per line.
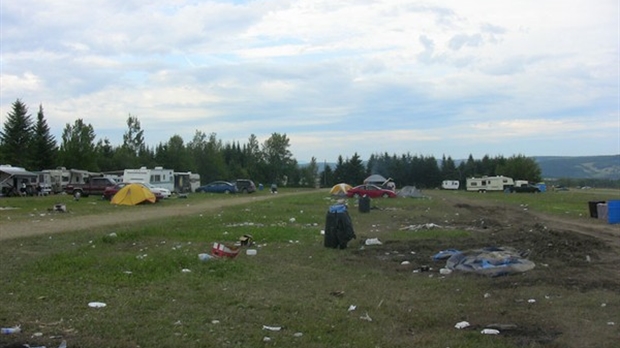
<box><xmin>195</xmin><ymin>181</ymin><xmax>238</xmax><ymax>194</ymax></box>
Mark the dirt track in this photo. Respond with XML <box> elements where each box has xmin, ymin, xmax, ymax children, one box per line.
<box><xmin>0</xmin><ymin>193</ymin><xmax>298</xmax><ymax>241</ymax></box>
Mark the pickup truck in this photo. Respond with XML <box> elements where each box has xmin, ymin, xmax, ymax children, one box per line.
<box><xmin>64</xmin><ymin>177</ymin><xmax>117</xmax><ymax>198</ymax></box>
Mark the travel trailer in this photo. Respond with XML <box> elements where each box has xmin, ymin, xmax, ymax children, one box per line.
<box><xmin>466</xmin><ymin>176</ymin><xmax>514</xmax><ymax>192</ymax></box>
<box><xmin>174</xmin><ymin>171</ymin><xmax>201</xmax><ymax>193</ymax></box>
<box><xmin>441</xmin><ymin>180</ymin><xmax>460</xmax><ymax>190</ymax></box>
<box><xmin>123</xmin><ymin>167</ymin><xmax>175</xmax><ymax>192</ymax></box>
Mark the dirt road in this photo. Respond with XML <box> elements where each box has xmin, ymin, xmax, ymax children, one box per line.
<box><xmin>0</xmin><ymin>193</ymin><xmax>300</xmax><ymax>241</ymax></box>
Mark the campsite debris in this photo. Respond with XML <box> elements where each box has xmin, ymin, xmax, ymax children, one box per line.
<box><xmin>400</xmin><ymin>223</ymin><xmax>443</xmax><ymax>231</ymax></box>
<box><xmin>198</xmin><ymin>253</ymin><xmax>213</xmax><ymax>261</ymax></box>
<box><xmin>263</xmin><ymin>336</ymin><xmax>272</xmax><ymax>342</ymax></box>
<box><xmin>439</xmin><ymin>268</ymin><xmax>452</xmax><ymax>275</ymax></box>
<box><xmin>484</xmin><ymin>293</ymin><xmax>491</xmax><ymax>298</ymax></box>
<box><xmin>246</xmin><ymin>249</ymin><xmax>257</xmax><ymax>256</ymax></box>
<box><xmin>528</xmin><ymin>299</ymin><xmax>536</xmax><ymax>303</ymax></box>
<box><xmin>181</xmin><ymin>268</ymin><xmax>191</xmax><ymax>273</ymax></box>
<box><xmin>289</xmin><ymin>217</ymin><xmax>296</xmax><ymax>223</ymax></box>
<box><xmin>239</xmin><ymin>234</ymin><xmax>254</xmax><ymax>246</ymax></box>
<box><xmin>88</xmin><ymin>302</ymin><xmax>106</xmax><ymax>308</ymax></box>
<box><xmin>443</xmin><ymin>246</ymin><xmax>535</xmax><ymax>277</ymax></box>
<box><xmin>108</xmin><ymin>232</ymin><xmax>117</xmax><ymax>238</ymax></box>
<box><xmin>454</xmin><ymin>321</ymin><xmax>470</xmax><ymax>329</ymax></box>
<box><xmin>486</xmin><ymin>323</ymin><xmax>518</xmax><ymax>330</ymax></box>
<box><xmin>262</xmin><ymin>325</ymin><xmax>282</xmax><ymax>331</ymax></box>
<box><xmin>1</xmin><ymin>325</ymin><xmax>21</xmax><ymax>334</ymax></box>
<box><xmin>348</xmin><ymin>305</ymin><xmax>357</xmax><ymax>312</ymax></box>
<box><xmin>293</xmin><ymin>332</ymin><xmax>303</xmax><ymax>338</ymax></box>
<box><xmin>330</xmin><ymin>291</ymin><xmax>345</xmax><ymax>297</ymax></box>
<box><xmin>480</xmin><ymin>328</ymin><xmax>500</xmax><ymax>335</ymax></box>
<box><xmin>432</xmin><ymin>249</ymin><xmax>462</xmax><ymax>261</ymax></box>
<box><xmin>211</xmin><ymin>320</ymin><xmax>220</xmax><ymax>324</ymax></box>
<box><xmin>608</xmin><ymin>322</ymin><xmax>615</xmax><ymax>326</ymax></box>
<box><xmin>365</xmin><ymin>238</ymin><xmax>382</xmax><ymax>245</ymax></box>
<box><xmin>324</xmin><ymin>203</ymin><xmax>356</xmax><ymax>249</ymax></box>
<box><xmin>360</xmin><ymin>312</ymin><xmax>373</xmax><ymax>322</ymax></box>
<box><xmin>212</xmin><ymin>242</ymin><xmax>240</xmax><ymax>258</ymax></box>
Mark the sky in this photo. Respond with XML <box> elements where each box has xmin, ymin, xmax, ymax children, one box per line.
<box><xmin>1</xmin><ymin>0</ymin><xmax>618</xmax><ymax>164</ymax></box>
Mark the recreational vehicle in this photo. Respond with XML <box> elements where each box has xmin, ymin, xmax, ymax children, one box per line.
<box><xmin>174</xmin><ymin>172</ymin><xmax>201</xmax><ymax>193</ymax></box>
<box><xmin>441</xmin><ymin>180</ymin><xmax>460</xmax><ymax>190</ymax></box>
<box><xmin>466</xmin><ymin>176</ymin><xmax>514</xmax><ymax>192</ymax></box>
<box><xmin>123</xmin><ymin>167</ymin><xmax>175</xmax><ymax>192</ymax></box>
<box><xmin>38</xmin><ymin>167</ymin><xmax>71</xmax><ymax>193</ymax></box>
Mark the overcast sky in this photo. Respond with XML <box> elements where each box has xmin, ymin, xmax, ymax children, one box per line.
<box><xmin>1</xmin><ymin>0</ymin><xmax>618</xmax><ymax>163</ymax></box>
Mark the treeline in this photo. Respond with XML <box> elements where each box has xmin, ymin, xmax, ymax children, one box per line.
<box><xmin>1</xmin><ymin>99</ymin><xmax>543</xmax><ymax>188</ymax></box>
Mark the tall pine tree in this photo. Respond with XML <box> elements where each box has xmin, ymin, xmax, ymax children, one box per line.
<box><xmin>0</xmin><ymin>99</ymin><xmax>34</xmax><ymax>168</ymax></box>
<box><xmin>31</xmin><ymin>104</ymin><xmax>58</xmax><ymax>170</ymax></box>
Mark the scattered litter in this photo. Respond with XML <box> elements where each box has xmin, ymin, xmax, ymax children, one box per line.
<box><xmin>174</xmin><ymin>320</ymin><xmax>182</xmax><ymax>326</ymax></box>
<box><xmin>108</xmin><ymin>232</ymin><xmax>117</xmax><ymax>238</ymax></box>
<box><xmin>212</xmin><ymin>242</ymin><xmax>240</xmax><ymax>258</ymax></box>
<box><xmin>360</xmin><ymin>312</ymin><xmax>373</xmax><ymax>322</ymax></box>
<box><xmin>0</xmin><ymin>325</ymin><xmax>21</xmax><ymax>334</ymax></box>
<box><xmin>601</xmin><ymin>303</ymin><xmax>607</xmax><ymax>307</ymax></box>
<box><xmin>263</xmin><ymin>337</ymin><xmax>271</xmax><ymax>342</ymax></box>
<box><xmin>444</xmin><ymin>246</ymin><xmax>535</xmax><ymax>277</ymax></box>
<box><xmin>484</xmin><ymin>293</ymin><xmax>491</xmax><ymax>298</ymax></box>
<box><xmin>365</xmin><ymin>238</ymin><xmax>382</xmax><ymax>245</ymax></box>
<box><xmin>293</xmin><ymin>332</ymin><xmax>303</xmax><ymax>338</ymax></box>
<box><xmin>246</xmin><ymin>249</ymin><xmax>257</xmax><ymax>256</ymax></box>
<box><xmin>528</xmin><ymin>299</ymin><xmax>536</xmax><ymax>303</ymax></box>
<box><xmin>198</xmin><ymin>253</ymin><xmax>213</xmax><ymax>261</ymax></box>
<box><xmin>58</xmin><ymin>341</ymin><xmax>67</xmax><ymax>348</ymax></box>
<box><xmin>211</xmin><ymin>320</ymin><xmax>220</xmax><ymax>324</ymax></box>
<box><xmin>263</xmin><ymin>325</ymin><xmax>282</xmax><ymax>331</ymax></box>
<box><xmin>481</xmin><ymin>328</ymin><xmax>500</xmax><ymax>335</ymax></box>
<box><xmin>439</xmin><ymin>268</ymin><xmax>452</xmax><ymax>275</ymax></box>
<box><xmin>454</xmin><ymin>321</ymin><xmax>470</xmax><ymax>329</ymax></box>
<box><xmin>401</xmin><ymin>261</ymin><xmax>411</xmax><ymax>265</ymax></box>
<box><xmin>88</xmin><ymin>302</ymin><xmax>106</xmax><ymax>308</ymax></box>
<box><xmin>432</xmin><ymin>249</ymin><xmax>462</xmax><ymax>261</ymax></box>
<box><xmin>348</xmin><ymin>305</ymin><xmax>357</xmax><ymax>312</ymax></box>
<box><xmin>608</xmin><ymin>322</ymin><xmax>615</xmax><ymax>326</ymax></box>
<box><xmin>400</xmin><ymin>223</ymin><xmax>443</xmax><ymax>231</ymax></box>
<box><xmin>330</xmin><ymin>291</ymin><xmax>345</xmax><ymax>297</ymax></box>
<box><xmin>32</xmin><ymin>332</ymin><xmax>44</xmax><ymax>337</ymax></box>
<box><xmin>289</xmin><ymin>217</ymin><xmax>296</xmax><ymax>223</ymax></box>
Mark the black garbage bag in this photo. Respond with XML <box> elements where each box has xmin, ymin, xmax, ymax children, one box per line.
<box><xmin>324</xmin><ymin>204</ymin><xmax>356</xmax><ymax>249</ymax></box>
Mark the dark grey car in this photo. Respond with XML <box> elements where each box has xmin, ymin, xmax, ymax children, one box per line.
<box><xmin>235</xmin><ymin>179</ymin><xmax>256</xmax><ymax>193</ymax></box>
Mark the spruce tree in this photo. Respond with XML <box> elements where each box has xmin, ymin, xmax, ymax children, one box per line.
<box><xmin>31</xmin><ymin>104</ymin><xmax>58</xmax><ymax>170</ymax></box>
<box><xmin>0</xmin><ymin>99</ymin><xmax>34</xmax><ymax>168</ymax></box>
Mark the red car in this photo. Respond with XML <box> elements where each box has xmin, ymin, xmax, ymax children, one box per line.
<box><xmin>103</xmin><ymin>182</ymin><xmax>163</xmax><ymax>201</ymax></box>
<box><xmin>346</xmin><ymin>184</ymin><xmax>397</xmax><ymax>198</ymax></box>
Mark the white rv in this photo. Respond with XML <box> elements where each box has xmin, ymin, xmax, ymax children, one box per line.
<box><xmin>441</xmin><ymin>180</ymin><xmax>460</xmax><ymax>190</ymax></box>
<box><xmin>174</xmin><ymin>171</ymin><xmax>201</xmax><ymax>193</ymax></box>
<box><xmin>466</xmin><ymin>176</ymin><xmax>514</xmax><ymax>192</ymax></box>
<box><xmin>38</xmin><ymin>167</ymin><xmax>71</xmax><ymax>194</ymax></box>
<box><xmin>123</xmin><ymin>166</ymin><xmax>175</xmax><ymax>192</ymax></box>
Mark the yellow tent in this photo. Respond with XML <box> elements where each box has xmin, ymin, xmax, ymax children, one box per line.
<box><xmin>330</xmin><ymin>183</ymin><xmax>352</xmax><ymax>196</ymax></box>
<box><xmin>111</xmin><ymin>183</ymin><xmax>156</xmax><ymax>205</ymax></box>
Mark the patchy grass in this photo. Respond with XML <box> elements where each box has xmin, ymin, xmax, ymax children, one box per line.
<box><xmin>0</xmin><ymin>190</ymin><xmax>618</xmax><ymax>348</ymax></box>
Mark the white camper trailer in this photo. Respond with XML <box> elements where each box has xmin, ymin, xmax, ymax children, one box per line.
<box><xmin>466</xmin><ymin>176</ymin><xmax>514</xmax><ymax>192</ymax></box>
<box><xmin>173</xmin><ymin>171</ymin><xmax>201</xmax><ymax>193</ymax></box>
<box><xmin>123</xmin><ymin>167</ymin><xmax>175</xmax><ymax>192</ymax></box>
<box><xmin>441</xmin><ymin>180</ymin><xmax>460</xmax><ymax>190</ymax></box>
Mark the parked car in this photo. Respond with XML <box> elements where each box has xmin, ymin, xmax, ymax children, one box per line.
<box><xmin>508</xmin><ymin>184</ymin><xmax>541</xmax><ymax>193</ymax></box>
<box><xmin>140</xmin><ymin>182</ymin><xmax>171</xmax><ymax>198</ymax></box>
<box><xmin>346</xmin><ymin>184</ymin><xmax>397</xmax><ymax>198</ymax></box>
<box><xmin>195</xmin><ymin>181</ymin><xmax>238</xmax><ymax>194</ymax></box>
<box><xmin>235</xmin><ymin>179</ymin><xmax>256</xmax><ymax>193</ymax></box>
<box><xmin>103</xmin><ymin>182</ymin><xmax>164</xmax><ymax>201</ymax></box>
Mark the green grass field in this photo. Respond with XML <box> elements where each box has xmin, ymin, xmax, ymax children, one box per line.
<box><xmin>0</xmin><ymin>188</ymin><xmax>618</xmax><ymax>347</ymax></box>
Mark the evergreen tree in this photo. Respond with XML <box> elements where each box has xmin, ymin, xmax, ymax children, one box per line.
<box><xmin>30</xmin><ymin>104</ymin><xmax>58</xmax><ymax>170</ymax></box>
<box><xmin>57</xmin><ymin>119</ymin><xmax>98</xmax><ymax>171</ymax></box>
<box><xmin>0</xmin><ymin>99</ymin><xmax>34</xmax><ymax>167</ymax></box>
<box><xmin>261</xmin><ymin>133</ymin><xmax>294</xmax><ymax>184</ymax></box>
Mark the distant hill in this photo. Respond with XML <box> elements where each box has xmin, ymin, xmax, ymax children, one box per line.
<box><xmin>310</xmin><ymin>155</ymin><xmax>620</xmax><ymax>180</ymax></box>
<box><xmin>534</xmin><ymin>155</ymin><xmax>620</xmax><ymax>179</ymax></box>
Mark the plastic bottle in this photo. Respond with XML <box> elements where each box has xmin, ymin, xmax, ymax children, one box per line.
<box><xmin>1</xmin><ymin>326</ymin><xmax>21</xmax><ymax>334</ymax></box>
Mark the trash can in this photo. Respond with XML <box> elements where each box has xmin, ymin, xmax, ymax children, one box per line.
<box><xmin>608</xmin><ymin>200</ymin><xmax>620</xmax><ymax>224</ymax></box>
<box><xmin>588</xmin><ymin>201</ymin><xmax>606</xmax><ymax>218</ymax></box>
<box><xmin>359</xmin><ymin>196</ymin><xmax>370</xmax><ymax>213</ymax></box>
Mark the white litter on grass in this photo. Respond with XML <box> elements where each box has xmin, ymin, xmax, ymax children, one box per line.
<box><xmin>439</xmin><ymin>268</ymin><xmax>452</xmax><ymax>275</ymax></box>
<box><xmin>481</xmin><ymin>329</ymin><xmax>500</xmax><ymax>335</ymax></box>
<box><xmin>88</xmin><ymin>302</ymin><xmax>106</xmax><ymax>308</ymax></box>
<box><xmin>455</xmin><ymin>321</ymin><xmax>470</xmax><ymax>329</ymax></box>
<box><xmin>528</xmin><ymin>299</ymin><xmax>536</xmax><ymax>303</ymax></box>
<box><xmin>263</xmin><ymin>337</ymin><xmax>271</xmax><ymax>342</ymax></box>
<box><xmin>211</xmin><ymin>320</ymin><xmax>220</xmax><ymax>324</ymax></box>
<box><xmin>401</xmin><ymin>261</ymin><xmax>411</xmax><ymax>265</ymax></box>
<box><xmin>263</xmin><ymin>325</ymin><xmax>282</xmax><ymax>331</ymax></box>
<box><xmin>400</xmin><ymin>223</ymin><xmax>444</xmax><ymax>231</ymax></box>
<box><xmin>365</xmin><ymin>238</ymin><xmax>382</xmax><ymax>245</ymax></box>
<box><xmin>181</xmin><ymin>268</ymin><xmax>191</xmax><ymax>273</ymax></box>
<box><xmin>607</xmin><ymin>322</ymin><xmax>615</xmax><ymax>326</ymax></box>
<box><xmin>293</xmin><ymin>332</ymin><xmax>303</xmax><ymax>338</ymax></box>
<box><xmin>348</xmin><ymin>305</ymin><xmax>357</xmax><ymax>312</ymax></box>
<box><xmin>360</xmin><ymin>312</ymin><xmax>373</xmax><ymax>322</ymax></box>
<box><xmin>289</xmin><ymin>217</ymin><xmax>296</xmax><ymax>223</ymax></box>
